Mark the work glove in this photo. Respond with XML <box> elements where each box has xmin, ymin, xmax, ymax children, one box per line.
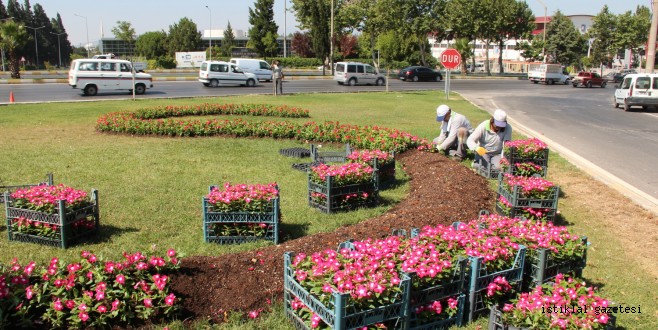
<box><xmin>475</xmin><ymin>147</ymin><xmax>487</xmax><ymax>156</ymax></box>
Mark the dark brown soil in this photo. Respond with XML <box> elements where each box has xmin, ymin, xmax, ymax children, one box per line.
<box><xmin>168</xmin><ymin>149</ymin><xmax>495</xmax><ymax>325</ymax></box>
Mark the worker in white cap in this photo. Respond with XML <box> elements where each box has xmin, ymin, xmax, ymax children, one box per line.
<box><xmin>432</xmin><ymin>104</ymin><xmax>473</xmax><ymax>161</ymax></box>
<box><xmin>466</xmin><ymin>109</ymin><xmax>513</xmax><ymax>171</ymax></box>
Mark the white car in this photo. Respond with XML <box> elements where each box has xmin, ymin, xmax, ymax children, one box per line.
<box><xmin>198</xmin><ymin>61</ymin><xmax>258</xmax><ymax>87</ymax></box>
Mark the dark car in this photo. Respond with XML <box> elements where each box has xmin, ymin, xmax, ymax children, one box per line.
<box><xmin>605</xmin><ymin>72</ymin><xmax>626</xmax><ymax>83</ymax></box>
<box><xmin>398</xmin><ymin>66</ymin><xmax>443</xmax><ymax>82</ymax></box>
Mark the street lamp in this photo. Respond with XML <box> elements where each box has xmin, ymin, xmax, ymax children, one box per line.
<box><xmin>74</xmin><ymin>14</ymin><xmax>90</xmax><ymax>57</ymax></box>
<box><xmin>25</xmin><ymin>25</ymin><xmax>45</xmax><ymax>68</ymax></box>
<box><xmin>205</xmin><ymin>5</ymin><xmax>212</xmax><ymax>61</ymax></box>
<box><xmin>330</xmin><ymin>0</ymin><xmax>334</xmax><ymax>75</ymax></box>
<box><xmin>0</xmin><ymin>17</ymin><xmax>14</xmax><ymax>71</ymax></box>
<box><xmin>50</xmin><ymin>31</ymin><xmax>66</xmax><ymax>67</ymax></box>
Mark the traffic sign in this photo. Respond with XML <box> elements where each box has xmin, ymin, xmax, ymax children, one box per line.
<box><xmin>440</xmin><ymin>49</ymin><xmax>461</xmax><ymax>69</ymax></box>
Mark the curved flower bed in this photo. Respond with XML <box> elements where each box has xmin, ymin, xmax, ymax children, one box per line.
<box><xmin>96</xmin><ymin>104</ymin><xmax>425</xmax><ymax>153</ymax></box>
<box><xmin>120</xmin><ymin>103</ymin><xmax>310</xmax><ymax>120</ymax></box>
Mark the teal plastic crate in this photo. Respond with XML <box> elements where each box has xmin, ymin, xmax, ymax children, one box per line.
<box><xmin>202</xmin><ymin>185</ymin><xmax>280</xmax><ymax>245</ymax></box>
<box><xmin>503</xmin><ymin>147</ymin><xmax>549</xmax><ymax>168</ymax></box>
<box><xmin>4</xmin><ymin>189</ymin><xmax>99</xmax><ymax>249</ymax></box>
<box><xmin>495</xmin><ymin>202</ymin><xmax>557</xmax><ymax>223</ymax></box>
<box><xmin>464</xmin><ymin>245</ymin><xmax>526</xmax><ymax>324</ymax></box>
<box><xmin>526</xmin><ymin>237</ymin><xmax>589</xmax><ymax>288</ymax></box>
<box><xmin>488</xmin><ymin>304</ymin><xmax>616</xmax><ymax>330</ymax></box>
<box><xmin>308</xmin><ymin>175</ymin><xmax>379</xmax><ymax>213</ymax></box>
<box><xmin>310</xmin><ymin>143</ymin><xmax>352</xmax><ymax>164</ymax></box>
<box><xmin>404</xmin><ymin>294</ymin><xmax>465</xmax><ymax>330</ymax></box>
<box><xmin>284</xmin><ymin>251</ymin><xmax>410</xmax><ymax>329</ymax></box>
<box><xmin>0</xmin><ymin>173</ymin><xmax>53</xmax><ymax>204</ymax></box>
<box><xmin>497</xmin><ymin>176</ymin><xmax>559</xmax><ymax>209</ymax></box>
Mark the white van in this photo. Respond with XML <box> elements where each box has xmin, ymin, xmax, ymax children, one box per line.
<box><xmin>68</xmin><ymin>59</ymin><xmax>153</xmax><ymax>96</ymax></box>
<box><xmin>198</xmin><ymin>61</ymin><xmax>258</xmax><ymax>87</ymax></box>
<box><xmin>614</xmin><ymin>73</ymin><xmax>658</xmax><ymax>111</ymax></box>
<box><xmin>229</xmin><ymin>58</ymin><xmax>272</xmax><ymax>82</ymax></box>
<box><xmin>333</xmin><ymin>62</ymin><xmax>386</xmax><ymax>86</ymax></box>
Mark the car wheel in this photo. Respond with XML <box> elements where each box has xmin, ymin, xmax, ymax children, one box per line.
<box><xmin>348</xmin><ymin>78</ymin><xmax>357</xmax><ymax>86</ymax></box>
<box><xmin>586</xmin><ymin>81</ymin><xmax>592</xmax><ymax>88</ymax></box>
<box><xmin>375</xmin><ymin>78</ymin><xmax>385</xmax><ymax>86</ymax></box>
<box><xmin>435</xmin><ymin>75</ymin><xmax>442</xmax><ymax>82</ymax></box>
<box><xmin>337</xmin><ymin>82</ymin><xmax>343</xmax><ymax>85</ymax></box>
<box><xmin>624</xmin><ymin>100</ymin><xmax>631</xmax><ymax>112</ymax></box>
<box><xmin>601</xmin><ymin>82</ymin><xmax>606</xmax><ymax>88</ymax></box>
<box><xmin>202</xmin><ymin>83</ymin><xmax>210</xmax><ymax>87</ymax></box>
<box><xmin>412</xmin><ymin>76</ymin><xmax>419</xmax><ymax>82</ymax></box>
<box><xmin>572</xmin><ymin>84</ymin><xmax>577</xmax><ymax>88</ymax></box>
<box><xmin>134</xmin><ymin>84</ymin><xmax>146</xmax><ymax>95</ymax></box>
<box><xmin>246</xmin><ymin>79</ymin><xmax>256</xmax><ymax>87</ymax></box>
<box><xmin>84</xmin><ymin>85</ymin><xmax>98</xmax><ymax>96</ymax></box>
<box><xmin>209</xmin><ymin>79</ymin><xmax>219</xmax><ymax>87</ymax></box>
<box><xmin>532</xmin><ymin>81</ymin><xmax>538</xmax><ymax>84</ymax></box>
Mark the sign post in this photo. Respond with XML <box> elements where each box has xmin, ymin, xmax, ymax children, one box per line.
<box><xmin>440</xmin><ymin>49</ymin><xmax>461</xmax><ymax>100</ymax></box>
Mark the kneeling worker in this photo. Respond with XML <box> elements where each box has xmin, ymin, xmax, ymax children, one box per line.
<box><xmin>432</xmin><ymin>104</ymin><xmax>473</xmax><ymax>161</ymax></box>
<box><xmin>466</xmin><ymin>109</ymin><xmax>512</xmax><ymax>171</ymax></box>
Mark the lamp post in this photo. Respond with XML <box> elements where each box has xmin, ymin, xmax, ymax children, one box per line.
<box><xmin>74</xmin><ymin>14</ymin><xmax>89</xmax><ymax>57</ymax></box>
<box><xmin>25</xmin><ymin>25</ymin><xmax>45</xmax><ymax>68</ymax></box>
<box><xmin>0</xmin><ymin>17</ymin><xmax>14</xmax><ymax>71</ymax></box>
<box><xmin>50</xmin><ymin>31</ymin><xmax>66</xmax><ymax>67</ymax></box>
<box><xmin>330</xmin><ymin>0</ymin><xmax>334</xmax><ymax>75</ymax></box>
<box><xmin>205</xmin><ymin>5</ymin><xmax>212</xmax><ymax>61</ymax></box>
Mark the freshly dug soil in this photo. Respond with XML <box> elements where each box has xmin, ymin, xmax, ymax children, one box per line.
<box><xmin>168</xmin><ymin>149</ymin><xmax>495</xmax><ymax>325</ymax></box>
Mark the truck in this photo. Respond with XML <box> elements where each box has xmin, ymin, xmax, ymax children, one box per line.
<box><xmin>528</xmin><ymin>64</ymin><xmax>570</xmax><ymax>85</ymax></box>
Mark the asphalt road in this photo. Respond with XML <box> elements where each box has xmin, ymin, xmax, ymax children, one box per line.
<box><xmin>2</xmin><ymin>78</ymin><xmax>656</xmax><ymax>213</ymax></box>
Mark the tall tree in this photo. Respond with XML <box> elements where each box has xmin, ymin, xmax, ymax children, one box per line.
<box><xmin>31</xmin><ymin>3</ymin><xmax>52</xmax><ymax>67</ymax></box>
<box><xmin>291</xmin><ymin>31</ymin><xmax>313</xmax><ymax>58</ymax></box>
<box><xmin>135</xmin><ymin>31</ymin><xmax>167</xmax><ymax>59</ymax></box>
<box><xmin>111</xmin><ymin>21</ymin><xmax>136</xmax><ymax>57</ymax></box>
<box><xmin>544</xmin><ymin>10</ymin><xmax>586</xmax><ymax>66</ymax></box>
<box><xmin>0</xmin><ymin>19</ymin><xmax>27</xmax><ymax>77</ymax></box>
<box><xmin>50</xmin><ymin>13</ymin><xmax>72</xmax><ymax>66</ymax></box>
<box><xmin>445</xmin><ymin>0</ymin><xmax>479</xmax><ymax>72</ymax></box>
<box><xmin>587</xmin><ymin>5</ymin><xmax>617</xmax><ymax>68</ymax></box>
<box><xmin>391</xmin><ymin>0</ymin><xmax>446</xmax><ymax>67</ymax></box>
<box><xmin>220</xmin><ymin>22</ymin><xmax>235</xmax><ymax>57</ymax></box>
<box><xmin>308</xmin><ymin>1</ymin><xmax>329</xmax><ymax>67</ymax></box>
<box><xmin>614</xmin><ymin>6</ymin><xmax>650</xmax><ymax>68</ymax></box>
<box><xmin>0</xmin><ymin>0</ymin><xmax>8</xmax><ymax>19</ymax></box>
<box><xmin>166</xmin><ymin>17</ymin><xmax>201</xmax><ymax>55</ymax></box>
<box><xmin>247</xmin><ymin>0</ymin><xmax>279</xmax><ymax>57</ymax></box>
<box><xmin>492</xmin><ymin>0</ymin><xmax>534</xmax><ymax>73</ymax></box>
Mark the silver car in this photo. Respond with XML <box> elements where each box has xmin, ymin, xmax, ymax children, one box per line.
<box><xmin>333</xmin><ymin>62</ymin><xmax>386</xmax><ymax>86</ymax></box>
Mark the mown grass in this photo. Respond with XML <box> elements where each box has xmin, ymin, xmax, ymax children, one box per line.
<box><xmin>0</xmin><ymin>92</ymin><xmax>655</xmax><ymax>329</ymax></box>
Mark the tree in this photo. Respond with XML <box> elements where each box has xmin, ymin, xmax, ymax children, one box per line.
<box><xmin>453</xmin><ymin>37</ymin><xmax>473</xmax><ymax>73</ymax></box>
<box><xmin>491</xmin><ymin>0</ymin><xmax>534</xmax><ymax>74</ymax></box>
<box><xmin>614</xmin><ymin>6</ymin><xmax>650</xmax><ymax>68</ymax></box>
<box><xmin>391</xmin><ymin>0</ymin><xmax>446</xmax><ymax>67</ymax></box>
<box><xmin>0</xmin><ymin>19</ymin><xmax>27</xmax><ymax>78</ymax></box>
<box><xmin>308</xmin><ymin>1</ymin><xmax>329</xmax><ymax>67</ymax></box>
<box><xmin>587</xmin><ymin>6</ymin><xmax>617</xmax><ymax>68</ymax></box>
<box><xmin>291</xmin><ymin>31</ymin><xmax>313</xmax><ymax>58</ymax></box>
<box><xmin>338</xmin><ymin>34</ymin><xmax>358</xmax><ymax>58</ymax></box>
<box><xmin>135</xmin><ymin>31</ymin><xmax>167</xmax><ymax>59</ymax></box>
<box><xmin>166</xmin><ymin>17</ymin><xmax>201</xmax><ymax>56</ymax></box>
<box><xmin>111</xmin><ymin>21</ymin><xmax>136</xmax><ymax>57</ymax></box>
<box><xmin>544</xmin><ymin>11</ymin><xmax>585</xmax><ymax>66</ymax></box>
<box><xmin>220</xmin><ymin>22</ymin><xmax>235</xmax><ymax>57</ymax></box>
<box><xmin>247</xmin><ymin>0</ymin><xmax>278</xmax><ymax>57</ymax></box>
<box><xmin>50</xmin><ymin>13</ymin><xmax>72</xmax><ymax>67</ymax></box>
<box><xmin>445</xmin><ymin>0</ymin><xmax>479</xmax><ymax>72</ymax></box>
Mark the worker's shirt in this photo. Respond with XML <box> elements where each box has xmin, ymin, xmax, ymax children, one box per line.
<box><xmin>439</xmin><ymin>112</ymin><xmax>472</xmax><ymax>150</ymax></box>
<box><xmin>466</xmin><ymin>119</ymin><xmax>513</xmax><ymax>154</ymax></box>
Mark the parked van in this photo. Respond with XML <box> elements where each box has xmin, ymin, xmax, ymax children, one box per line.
<box><xmin>198</xmin><ymin>60</ymin><xmax>258</xmax><ymax>87</ymax></box>
<box><xmin>333</xmin><ymin>62</ymin><xmax>386</xmax><ymax>86</ymax></box>
<box><xmin>68</xmin><ymin>59</ymin><xmax>153</xmax><ymax>96</ymax></box>
<box><xmin>229</xmin><ymin>58</ymin><xmax>272</xmax><ymax>82</ymax></box>
<box><xmin>614</xmin><ymin>73</ymin><xmax>658</xmax><ymax>111</ymax></box>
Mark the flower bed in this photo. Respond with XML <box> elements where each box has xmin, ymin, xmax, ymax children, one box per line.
<box><xmin>347</xmin><ymin>149</ymin><xmax>396</xmax><ymax>189</ymax></box>
<box><xmin>489</xmin><ymin>275</ymin><xmax>616</xmax><ymax>330</ymax></box>
<box><xmin>96</xmin><ymin>105</ymin><xmax>424</xmax><ymax>153</ymax></box>
<box><xmin>118</xmin><ymin>103</ymin><xmax>310</xmax><ymax>120</ymax></box>
<box><xmin>308</xmin><ymin>163</ymin><xmax>379</xmax><ymax>213</ymax></box>
<box><xmin>0</xmin><ymin>249</ymin><xmax>180</xmax><ymax>328</ymax></box>
<box><xmin>203</xmin><ymin>183</ymin><xmax>280</xmax><ymax>244</ymax></box>
<box><xmin>0</xmin><ymin>173</ymin><xmax>53</xmax><ymax>204</ymax></box>
<box><xmin>4</xmin><ymin>184</ymin><xmax>99</xmax><ymax>248</ymax></box>
<box><xmin>283</xmin><ymin>238</ymin><xmax>411</xmax><ymax>329</ymax></box>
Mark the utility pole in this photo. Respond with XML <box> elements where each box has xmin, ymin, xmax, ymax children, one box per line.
<box><xmin>536</xmin><ymin>0</ymin><xmax>547</xmax><ymax>62</ymax></box>
<box><xmin>330</xmin><ymin>0</ymin><xmax>334</xmax><ymax>75</ymax></box>
<box><xmin>646</xmin><ymin>0</ymin><xmax>658</xmax><ymax>73</ymax></box>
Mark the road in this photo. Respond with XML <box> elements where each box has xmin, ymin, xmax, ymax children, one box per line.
<box><xmin>1</xmin><ymin>78</ymin><xmax>656</xmax><ymax>213</ymax></box>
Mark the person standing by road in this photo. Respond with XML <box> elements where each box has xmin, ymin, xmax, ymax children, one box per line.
<box><xmin>272</xmin><ymin>60</ymin><xmax>284</xmax><ymax>96</ymax></box>
<box><xmin>432</xmin><ymin>104</ymin><xmax>473</xmax><ymax>161</ymax></box>
<box><xmin>466</xmin><ymin>109</ymin><xmax>512</xmax><ymax>171</ymax></box>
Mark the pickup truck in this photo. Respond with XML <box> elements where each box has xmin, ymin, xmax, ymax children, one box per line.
<box><xmin>572</xmin><ymin>72</ymin><xmax>607</xmax><ymax>88</ymax></box>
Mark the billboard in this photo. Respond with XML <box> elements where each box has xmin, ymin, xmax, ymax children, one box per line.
<box><xmin>175</xmin><ymin>52</ymin><xmax>206</xmax><ymax>68</ymax></box>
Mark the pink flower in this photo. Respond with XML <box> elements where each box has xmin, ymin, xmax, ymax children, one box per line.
<box><xmin>167</xmin><ymin>249</ymin><xmax>177</xmax><ymax>257</ymax></box>
<box><xmin>248</xmin><ymin>309</ymin><xmax>260</xmax><ymax>319</ymax></box>
<box><xmin>116</xmin><ymin>274</ymin><xmax>126</xmax><ymax>285</ymax></box>
<box><xmin>78</xmin><ymin>312</ymin><xmax>89</xmax><ymax>322</ymax></box>
<box><xmin>97</xmin><ymin>305</ymin><xmax>108</xmax><ymax>313</ymax></box>
<box><xmin>165</xmin><ymin>293</ymin><xmax>176</xmax><ymax>306</ymax></box>
<box><xmin>143</xmin><ymin>298</ymin><xmax>153</xmax><ymax>308</ymax></box>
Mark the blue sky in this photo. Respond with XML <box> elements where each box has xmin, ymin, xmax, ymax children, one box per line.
<box><xmin>32</xmin><ymin>0</ymin><xmax>650</xmax><ymax>47</ymax></box>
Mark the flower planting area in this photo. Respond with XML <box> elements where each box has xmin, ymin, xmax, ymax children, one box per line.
<box><xmin>2</xmin><ymin>99</ymin><xmax>655</xmax><ymax>329</ymax></box>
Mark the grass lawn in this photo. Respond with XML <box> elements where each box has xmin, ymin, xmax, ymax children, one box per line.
<box><xmin>0</xmin><ymin>91</ymin><xmax>655</xmax><ymax>329</ymax></box>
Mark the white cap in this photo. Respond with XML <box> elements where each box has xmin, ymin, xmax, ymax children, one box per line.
<box><xmin>493</xmin><ymin>109</ymin><xmax>507</xmax><ymax>127</ymax></box>
<box><xmin>436</xmin><ymin>104</ymin><xmax>450</xmax><ymax>122</ymax></box>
